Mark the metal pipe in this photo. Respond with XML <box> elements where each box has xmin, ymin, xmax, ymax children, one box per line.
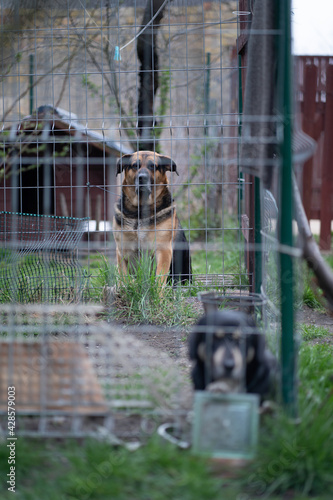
<box><xmin>29</xmin><ymin>54</ymin><xmax>34</xmax><ymax>115</ymax></box>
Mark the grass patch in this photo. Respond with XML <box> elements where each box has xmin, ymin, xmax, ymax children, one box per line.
<box><xmin>242</xmin><ymin>344</ymin><xmax>333</xmax><ymax>498</ymax></box>
<box><xmin>113</xmin><ymin>284</ymin><xmax>199</xmax><ymax>327</ymax></box>
<box><xmin>81</xmin><ymin>234</ymin><xmax>249</xmax><ymax>324</ymax></box>
<box><xmin>0</xmin><ymin>437</ymin><xmax>223</xmax><ymax>500</ymax></box>
<box><xmin>298</xmin><ymin>323</ymin><xmax>330</xmax><ymax>342</ymax></box>
<box><xmin>243</xmin><ymin>396</ymin><xmax>333</xmax><ymax>498</ymax></box>
<box><xmin>298</xmin><ymin>343</ymin><xmax>333</xmax><ymax>402</ymax></box>
<box><xmin>190</xmin><ymin>230</ymin><xmax>249</xmax><ymax>289</ymax></box>
<box><xmin>2</xmin><ymin>343</ymin><xmax>333</xmax><ymax>500</ymax></box>
<box><xmin>299</xmin><ymin>256</ymin><xmax>333</xmax><ymax>311</ymax></box>
<box><xmin>85</xmin><ymin>253</ymin><xmax>118</xmax><ymax>303</ymax></box>
<box><xmin>191</xmin><ymin>248</ymin><xmax>248</xmax><ymax>287</ymax></box>
<box><xmin>92</xmin><ymin>253</ymin><xmax>200</xmax><ymax>327</ymax></box>
<box><xmin>0</xmin><ymin>251</ymin><xmax>86</xmax><ymax>303</ymax></box>
<box><xmin>302</xmin><ymin>281</ymin><xmax>324</xmax><ymax>310</ymax></box>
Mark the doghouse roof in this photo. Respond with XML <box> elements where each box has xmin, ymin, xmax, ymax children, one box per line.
<box><xmin>3</xmin><ymin>105</ymin><xmax>132</xmax><ymax>156</ymax></box>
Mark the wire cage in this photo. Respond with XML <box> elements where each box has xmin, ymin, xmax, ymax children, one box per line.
<box><xmin>0</xmin><ymin>0</ymin><xmax>298</xmax><ymax>444</ymax></box>
<box><xmin>0</xmin><ymin>211</ymin><xmax>87</xmax><ymax>302</ymax></box>
<box><xmin>0</xmin><ymin>305</ymin><xmax>191</xmax><ymax>438</ymax></box>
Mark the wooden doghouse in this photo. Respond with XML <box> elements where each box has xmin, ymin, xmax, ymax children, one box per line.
<box><xmin>0</xmin><ymin>105</ymin><xmax>131</xmax><ymax>225</ymax></box>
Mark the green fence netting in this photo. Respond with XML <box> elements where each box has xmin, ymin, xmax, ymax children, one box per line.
<box><xmin>0</xmin><ymin>212</ymin><xmax>88</xmax><ymax>303</ymax></box>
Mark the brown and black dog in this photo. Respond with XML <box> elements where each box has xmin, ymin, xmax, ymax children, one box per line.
<box><xmin>189</xmin><ymin>310</ymin><xmax>277</xmax><ymax>402</ymax></box>
<box><xmin>113</xmin><ymin>151</ymin><xmax>192</xmax><ymax>285</ymax></box>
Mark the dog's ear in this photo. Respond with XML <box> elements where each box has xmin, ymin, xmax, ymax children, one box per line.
<box><xmin>116</xmin><ymin>154</ymin><xmax>133</xmax><ymax>176</ymax></box>
<box><xmin>158</xmin><ymin>155</ymin><xmax>179</xmax><ymax>176</ymax></box>
<box><xmin>189</xmin><ymin>329</ymin><xmax>204</xmax><ymax>360</ymax></box>
<box><xmin>189</xmin><ymin>316</ymin><xmax>209</xmax><ymax>360</ymax></box>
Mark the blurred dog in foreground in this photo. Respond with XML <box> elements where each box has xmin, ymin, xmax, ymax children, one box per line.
<box><xmin>189</xmin><ymin>310</ymin><xmax>276</xmax><ymax>401</ymax></box>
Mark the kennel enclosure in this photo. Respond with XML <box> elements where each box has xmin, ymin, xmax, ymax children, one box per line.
<box><xmin>0</xmin><ymin>0</ymin><xmax>299</xmax><ymax>438</ymax></box>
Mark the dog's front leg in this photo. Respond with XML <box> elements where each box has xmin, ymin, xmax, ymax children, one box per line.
<box><xmin>116</xmin><ymin>250</ymin><xmax>128</xmax><ymax>276</ymax></box>
<box><xmin>156</xmin><ymin>248</ymin><xmax>172</xmax><ymax>286</ymax></box>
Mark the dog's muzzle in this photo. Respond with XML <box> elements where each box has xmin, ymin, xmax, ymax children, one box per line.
<box><xmin>206</xmin><ymin>345</ymin><xmax>244</xmax><ymax>393</ymax></box>
<box><xmin>211</xmin><ymin>345</ymin><xmax>244</xmax><ymax>382</ymax></box>
<box><xmin>135</xmin><ymin>170</ymin><xmax>152</xmax><ymax>197</ymax></box>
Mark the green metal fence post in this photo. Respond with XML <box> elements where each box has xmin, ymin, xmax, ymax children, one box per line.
<box><xmin>279</xmin><ymin>0</ymin><xmax>296</xmax><ymax>415</ymax></box>
<box><xmin>254</xmin><ymin>177</ymin><xmax>262</xmax><ymax>295</ymax></box>
<box><xmin>238</xmin><ymin>54</ymin><xmax>244</xmax><ymax>209</ymax></box>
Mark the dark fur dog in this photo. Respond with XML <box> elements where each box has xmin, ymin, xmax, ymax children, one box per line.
<box><xmin>113</xmin><ymin>151</ymin><xmax>192</xmax><ymax>285</ymax></box>
<box><xmin>189</xmin><ymin>310</ymin><xmax>276</xmax><ymax>401</ymax></box>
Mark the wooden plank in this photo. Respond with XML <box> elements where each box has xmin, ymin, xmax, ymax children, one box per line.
<box><xmin>302</xmin><ymin>64</ymin><xmax>317</xmax><ymax>219</ymax></box>
<box><xmin>94</xmin><ymin>193</ymin><xmax>102</xmax><ymax>241</ymax></box>
<box><xmin>59</xmin><ymin>192</ymin><xmax>69</xmax><ymax>217</ymax></box>
<box><xmin>319</xmin><ymin>64</ymin><xmax>333</xmax><ymax>250</ymax></box>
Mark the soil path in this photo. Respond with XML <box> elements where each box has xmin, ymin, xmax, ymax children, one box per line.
<box><xmin>120</xmin><ymin>302</ymin><xmax>333</xmax><ymax>364</ymax></box>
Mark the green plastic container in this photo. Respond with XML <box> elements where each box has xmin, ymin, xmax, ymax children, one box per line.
<box><xmin>192</xmin><ymin>391</ymin><xmax>259</xmax><ymax>459</ymax></box>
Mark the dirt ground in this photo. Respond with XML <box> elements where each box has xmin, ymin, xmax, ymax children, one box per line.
<box><xmin>297</xmin><ymin>305</ymin><xmax>333</xmax><ymax>332</ymax></box>
<box><xmin>297</xmin><ymin>305</ymin><xmax>333</xmax><ymax>343</ymax></box>
<box><xmin>121</xmin><ymin>299</ymin><xmax>333</xmax><ymax>367</ymax></box>
<box><xmin>103</xmin><ymin>300</ymin><xmax>333</xmax><ymax>439</ymax></box>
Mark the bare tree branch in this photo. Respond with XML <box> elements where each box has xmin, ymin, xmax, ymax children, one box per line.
<box><xmin>293</xmin><ymin>173</ymin><xmax>333</xmax><ymax>314</ymax></box>
<box><xmin>1</xmin><ymin>28</ymin><xmax>99</xmax><ymax>123</ymax></box>
<box><xmin>137</xmin><ymin>0</ymin><xmax>170</xmax><ymax>150</ymax></box>
<box><xmin>67</xmin><ymin>9</ymin><xmax>136</xmax><ymax>138</ymax></box>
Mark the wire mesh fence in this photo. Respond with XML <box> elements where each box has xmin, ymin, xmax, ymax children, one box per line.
<box><xmin>0</xmin><ymin>0</ymin><xmax>296</xmax><ymax>441</ymax></box>
<box><xmin>0</xmin><ymin>211</ymin><xmax>87</xmax><ymax>302</ymax></box>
